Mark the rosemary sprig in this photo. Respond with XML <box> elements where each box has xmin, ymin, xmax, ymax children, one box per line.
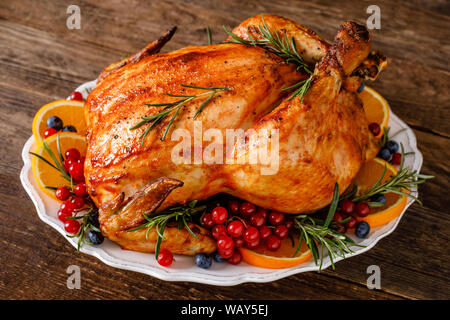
<box><xmin>66</xmin><ymin>208</ymin><xmax>101</xmax><ymax>251</ymax></box>
<box><xmin>206</xmin><ymin>27</ymin><xmax>212</xmax><ymax>45</ymax></box>
<box><xmin>29</xmin><ymin>134</ymin><xmax>73</xmax><ymax>186</ymax></box>
<box><xmin>292</xmin><ymin>183</ymin><xmax>362</xmax><ymax>270</ymax></box>
<box><xmin>282</xmin><ymin>76</ymin><xmax>313</xmax><ymax>102</ymax></box>
<box><xmin>352</xmin><ymin>145</ymin><xmax>434</xmax><ymax>205</ymax></box>
<box><xmin>130</xmin><ymin>84</ymin><xmax>231</xmax><ymax>144</ymax></box>
<box><xmin>224</xmin><ymin>14</ymin><xmax>314</xmax><ymax>102</ymax></box>
<box><xmin>127</xmin><ymin>200</ymin><xmax>206</xmax><ymax>259</ymax></box>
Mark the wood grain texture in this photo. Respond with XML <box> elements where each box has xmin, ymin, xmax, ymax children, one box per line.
<box><xmin>0</xmin><ymin>0</ymin><xmax>449</xmax><ymax>300</ymax></box>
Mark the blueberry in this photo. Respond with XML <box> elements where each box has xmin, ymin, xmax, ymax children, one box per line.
<box><xmin>386</xmin><ymin>140</ymin><xmax>399</xmax><ymax>154</ymax></box>
<box><xmin>88</xmin><ymin>230</ymin><xmax>104</xmax><ymax>245</ymax></box>
<box><xmin>357</xmin><ymin>82</ymin><xmax>365</xmax><ymax>93</ymax></box>
<box><xmin>62</xmin><ymin>125</ymin><xmax>77</xmax><ymax>132</ymax></box>
<box><xmin>371</xmin><ymin>193</ymin><xmax>386</xmax><ymax>205</ymax></box>
<box><xmin>46</xmin><ymin>116</ymin><xmax>63</xmax><ymax>130</ymax></box>
<box><xmin>195</xmin><ymin>253</ymin><xmax>212</xmax><ymax>269</ymax></box>
<box><xmin>355</xmin><ymin>221</ymin><xmax>370</xmax><ymax>239</ymax></box>
<box><xmin>88</xmin><ymin>211</ymin><xmax>100</xmax><ymax>228</ymax></box>
<box><xmin>378</xmin><ymin>148</ymin><xmax>391</xmax><ymax>161</ymax></box>
<box><xmin>212</xmin><ymin>251</ymin><xmax>227</xmax><ymax>263</ymax></box>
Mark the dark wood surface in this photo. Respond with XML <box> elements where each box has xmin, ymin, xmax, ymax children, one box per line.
<box><xmin>0</xmin><ymin>0</ymin><xmax>449</xmax><ymax>300</ymax></box>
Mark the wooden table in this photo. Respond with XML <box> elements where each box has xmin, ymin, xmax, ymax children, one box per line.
<box><xmin>0</xmin><ymin>0</ymin><xmax>448</xmax><ymax>300</ymax></box>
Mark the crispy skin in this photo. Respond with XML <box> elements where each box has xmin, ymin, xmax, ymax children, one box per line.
<box><xmin>99</xmin><ymin>177</ymin><xmax>216</xmax><ymax>254</ymax></box>
<box><xmin>85</xmin><ymin>15</ymin><xmax>387</xmax><ymax>254</ymax></box>
<box><xmin>228</xmin><ymin>14</ymin><xmax>330</xmax><ymax>64</ymax></box>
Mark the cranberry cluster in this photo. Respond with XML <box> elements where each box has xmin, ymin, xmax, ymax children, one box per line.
<box><xmin>200</xmin><ymin>198</ymin><xmax>295</xmax><ymax>265</ymax></box>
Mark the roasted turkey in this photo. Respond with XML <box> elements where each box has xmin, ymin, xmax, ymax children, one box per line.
<box><xmin>84</xmin><ymin>14</ymin><xmax>387</xmax><ymax>255</ymax></box>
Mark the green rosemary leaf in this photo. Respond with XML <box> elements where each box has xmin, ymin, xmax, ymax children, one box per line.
<box><xmin>56</xmin><ymin>134</ymin><xmax>65</xmax><ymax>165</ymax></box>
<box><xmin>161</xmin><ymin>104</ymin><xmax>182</xmax><ymax>141</ymax></box>
<box><xmin>29</xmin><ymin>152</ymin><xmax>59</xmax><ymax>170</ymax></box>
<box><xmin>206</xmin><ymin>27</ymin><xmax>212</xmax><ymax>45</ymax></box>
<box><xmin>194</xmin><ymin>92</ymin><xmax>215</xmax><ymax>119</ymax></box>
<box><xmin>292</xmin><ymin>232</ymin><xmax>304</xmax><ymax>258</ymax></box>
<box><xmin>131</xmin><ymin>85</ymin><xmax>230</xmax><ymax>144</ymax></box>
<box><xmin>367</xmin><ymin>201</ymin><xmax>386</xmax><ymax>208</ymax></box>
<box><xmin>182</xmin><ymin>216</ymin><xmax>199</xmax><ymax>240</ymax></box>
<box><xmin>154</xmin><ymin>220</ymin><xmax>167</xmax><ymax>259</ymax></box>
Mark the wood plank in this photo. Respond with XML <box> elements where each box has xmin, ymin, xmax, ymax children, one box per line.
<box><xmin>0</xmin><ymin>0</ymin><xmax>448</xmax><ymax>300</ymax></box>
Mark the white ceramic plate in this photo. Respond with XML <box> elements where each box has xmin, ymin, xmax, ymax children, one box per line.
<box><xmin>20</xmin><ymin>80</ymin><xmax>423</xmax><ymax>286</ymax></box>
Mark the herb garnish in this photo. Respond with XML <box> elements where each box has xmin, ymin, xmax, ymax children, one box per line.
<box><xmin>292</xmin><ymin>183</ymin><xmax>362</xmax><ymax>270</ymax></box>
<box><xmin>206</xmin><ymin>27</ymin><xmax>213</xmax><ymax>45</ymax></box>
<box><xmin>29</xmin><ymin>134</ymin><xmax>73</xmax><ymax>188</ymax></box>
<box><xmin>130</xmin><ymin>84</ymin><xmax>231</xmax><ymax>145</ymax></box>
<box><xmin>352</xmin><ymin>143</ymin><xmax>433</xmax><ymax>205</ymax></box>
<box><xmin>224</xmin><ymin>14</ymin><xmax>314</xmax><ymax>102</ymax></box>
<box><xmin>127</xmin><ymin>200</ymin><xmax>206</xmax><ymax>259</ymax></box>
<box><xmin>66</xmin><ymin>208</ymin><xmax>101</xmax><ymax>251</ymax></box>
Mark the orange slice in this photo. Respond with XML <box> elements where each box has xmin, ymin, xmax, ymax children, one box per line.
<box><xmin>31</xmin><ymin>133</ymin><xmax>86</xmax><ymax>200</ymax></box>
<box><xmin>239</xmin><ymin>235</ymin><xmax>312</xmax><ymax>269</ymax></box>
<box><xmin>32</xmin><ymin>100</ymin><xmax>86</xmax><ymax>144</ymax></box>
<box><xmin>358</xmin><ymin>86</ymin><xmax>390</xmax><ymax>139</ymax></box>
<box><xmin>353</xmin><ymin>158</ymin><xmax>407</xmax><ymax>228</ymax></box>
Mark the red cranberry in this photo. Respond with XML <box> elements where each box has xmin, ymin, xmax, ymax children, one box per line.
<box><xmin>340</xmin><ymin>199</ymin><xmax>355</xmax><ymax>214</ymax></box>
<box><xmin>249</xmin><ymin>212</ymin><xmax>266</xmax><ymax>227</ymax></box>
<box><xmin>70</xmin><ymin>197</ymin><xmax>85</xmax><ymax>210</ymax></box>
<box><xmin>345</xmin><ymin>216</ymin><xmax>358</xmax><ymax>229</ymax></box>
<box><xmin>369</xmin><ymin>122</ymin><xmax>381</xmax><ymax>136</ymax></box>
<box><xmin>218</xmin><ymin>248</ymin><xmax>234</xmax><ymax>259</ymax></box>
<box><xmin>211</xmin><ymin>206</ymin><xmax>228</xmax><ymax>224</ymax></box>
<box><xmin>227</xmin><ymin>251</ymin><xmax>242</xmax><ymax>265</ymax></box>
<box><xmin>243</xmin><ymin>226</ymin><xmax>259</xmax><ymax>243</ymax></box>
<box><xmin>201</xmin><ymin>213</ymin><xmax>215</xmax><ymax>228</ymax></box>
<box><xmin>335</xmin><ymin>225</ymin><xmax>347</xmax><ymax>234</ymax></box>
<box><xmin>259</xmin><ymin>225</ymin><xmax>272</xmax><ymax>241</ymax></box>
<box><xmin>44</xmin><ymin>128</ymin><xmax>58</xmax><ymax>139</ymax></box>
<box><xmin>64</xmin><ymin>219</ymin><xmax>80</xmax><ymax>234</ymax></box>
<box><xmin>227</xmin><ymin>220</ymin><xmax>244</xmax><ymax>238</ymax></box>
<box><xmin>55</xmin><ymin>187</ymin><xmax>71</xmax><ymax>201</ymax></box>
<box><xmin>268</xmin><ymin>211</ymin><xmax>285</xmax><ymax>226</ymax></box>
<box><xmin>234</xmin><ymin>236</ymin><xmax>245</xmax><ymax>248</ymax></box>
<box><xmin>266</xmin><ymin>235</ymin><xmax>281</xmax><ymax>251</ymax></box>
<box><xmin>355</xmin><ymin>202</ymin><xmax>370</xmax><ymax>217</ymax></box>
<box><xmin>391</xmin><ymin>152</ymin><xmax>402</xmax><ymax>165</ymax></box>
<box><xmin>70</xmin><ymin>91</ymin><xmax>83</xmax><ymax>101</ymax></box>
<box><xmin>284</xmin><ymin>218</ymin><xmax>294</xmax><ymax>230</ymax></box>
<box><xmin>256</xmin><ymin>207</ymin><xmax>268</xmax><ymax>219</ymax></box>
<box><xmin>332</xmin><ymin>212</ymin><xmax>343</xmax><ymax>222</ymax></box>
<box><xmin>212</xmin><ymin>224</ymin><xmax>227</xmax><ymax>239</ymax></box>
<box><xmin>228</xmin><ymin>199</ymin><xmax>240</xmax><ymax>215</ymax></box>
<box><xmin>60</xmin><ymin>200</ymin><xmax>75</xmax><ymax>215</ymax></box>
<box><xmin>65</xmin><ymin>148</ymin><xmax>81</xmax><ymax>161</ymax></box>
<box><xmin>245</xmin><ymin>237</ymin><xmax>260</xmax><ymax>249</ymax></box>
<box><xmin>69</xmin><ymin>162</ymin><xmax>84</xmax><ymax>182</ymax></box>
<box><xmin>74</xmin><ymin>183</ymin><xmax>88</xmax><ymax>197</ymax></box>
<box><xmin>239</xmin><ymin>201</ymin><xmax>256</xmax><ymax>217</ymax></box>
<box><xmin>57</xmin><ymin>209</ymin><xmax>71</xmax><ymax>222</ymax></box>
<box><xmin>157</xmin><ymin>249</ymin><xmax>173</xmax><ymax>267</ymax></box>
<box><xmin>217</xmin><ymin>235</ymin><xmax>234</xmax><ymax>251</ymax></box>
<box><xmin>273</xmin><ymin>225</ymin><xmax>289</xmax><ymax>240</ymax></box>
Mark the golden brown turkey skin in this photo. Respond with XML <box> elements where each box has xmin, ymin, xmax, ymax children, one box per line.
<box><xmin>84</xmin><ymin>15</ymin><xmax>386</xmax><ymax>255</ymax></box>
<box><xmin>85</xmin><ymin>43</ymin><xmax>304</xmax><ymax>208</ymax></box>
